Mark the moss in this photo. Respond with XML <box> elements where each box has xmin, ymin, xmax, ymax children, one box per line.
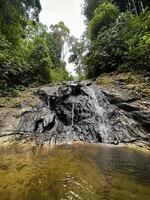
<box><xmin>0</xmin><ymin>86</ymin><xmax>38</xmax><ymax>108</ymax></box>
<box><xmin>97</xmin><ymin>73</ymin><xmax>116</xmax><ymax>85</ymax></box>
<box><xmin>96</xmin><ymin>71</ymin><xmax>150</xmax><ymax>99</ymax></box>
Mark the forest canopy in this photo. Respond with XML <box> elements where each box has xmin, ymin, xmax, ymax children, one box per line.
<box><xmin>0</xmin><ymin>0</ymin><xmax>150</xmax><ymax>96</ymax></box>
<box><xmin>0</xmin><ymin>0</ymin><xmax>72</xmax><ymax>96</ymax></box>
<box><xmin>77</xmin><ymin>0</ymin><xmax>150</xmax><ymax>78</ymax></box>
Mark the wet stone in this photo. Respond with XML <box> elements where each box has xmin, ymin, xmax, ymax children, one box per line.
<box><xmin>14</xmin><ymin>82</ymin><xmax>150</xmax><ymax>145</ymax></box>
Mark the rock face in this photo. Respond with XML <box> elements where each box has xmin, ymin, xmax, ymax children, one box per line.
<box><xmin>15</xmin><ymin>82</ymin><xmax>150</xmax><ymax>145</ymax></box>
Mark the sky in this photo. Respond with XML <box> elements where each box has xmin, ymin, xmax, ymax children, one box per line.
<box><xmin>40</xmin><ymin>0</ymin><xmax>86</xmax><ymax>75</ymax></box>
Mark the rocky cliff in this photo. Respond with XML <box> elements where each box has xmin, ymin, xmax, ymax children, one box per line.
<box><xmin>0</xmin><ymin>78</ymin><xmax>149</xmax><ymax>147</ymax></box>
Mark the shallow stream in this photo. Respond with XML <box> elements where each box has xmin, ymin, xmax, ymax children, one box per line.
<box><xmin>0</xmin><ymin>144</ymin><xmax>150</xmax><ymax>200</ymax></box>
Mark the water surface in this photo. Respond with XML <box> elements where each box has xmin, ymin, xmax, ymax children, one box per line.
<box><xmin>0</xmin><ymin>144</ymin><xmax>150</xmax><ymax>200</ymax></box>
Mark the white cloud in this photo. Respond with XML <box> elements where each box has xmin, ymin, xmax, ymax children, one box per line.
<box><xmin>39</xmin><ymin>0</ymin><xmax>86</xmax><ymax>76</ymax></box>
<box><xmin>40</xmin><ymin>0</ymin><xmax>85</xmax><ymax>38</ymax></box>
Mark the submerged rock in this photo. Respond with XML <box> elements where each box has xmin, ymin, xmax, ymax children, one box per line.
<box><xmin>12</xmin><ymin>82</ymin><xmax>149</xmax><ymax>145</ymax></box>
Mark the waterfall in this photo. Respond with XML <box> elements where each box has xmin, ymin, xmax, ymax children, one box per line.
<box><xmin>17</xmin><ymin>82</ymin><xmax>148</xmax><ymax>145</ymax></box>
<box><xmin>66</xmin><ymin>97</ymin><xmax>75</xmax><ymax>143</ymax></box>
<box><xmin>71</xmin><ymin>97</ymin><xmax>75</xmax><ymax>129</ymax></box>
<box><xmin>88</xmin><ymin>87</ymin><xmax>112</xmax><ymax>143</ymax></box>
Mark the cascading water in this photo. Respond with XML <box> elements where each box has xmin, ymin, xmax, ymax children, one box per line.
<box><xmin>16</xmin><ymin>82</ymin><xmax>148</xmax><ymax>145</ymax></box>
<box><xmin>88</xmin><ymin>88</ymin><xmax>112</xmax><ymax>143</ymax></box>
<box><xmin>66</xmin><ymin>97</ymin><xmax>75</xmax><ymax>143</ymax></box>
<box><xmin>71</xmin><ymin>98</ymin><xmax>75</xmax><ymax>129</ymax></box>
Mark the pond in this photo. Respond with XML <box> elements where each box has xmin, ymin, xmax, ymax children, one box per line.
<box><xmin>0</xmin><ymin>143</ymin><xmax>150</xmax><ymax>200</ymax></box>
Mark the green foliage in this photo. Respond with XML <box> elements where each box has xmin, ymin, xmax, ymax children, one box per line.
<box><xmin>0</xmin><ymin>1</ymin><xmax>74</xmax><ymax>97</ymax></box>
<box><xmin>0</xmin><ymin>0</ymin><xmax>41</xmax><ymax>45</ymax></box>
<box><xmin>83</xmin><ymin>0</ymin><xmax>134</xmax><ymax>20</ymax></box>
<box><xmin>68</xmin><ymin>36</ymin><xmax>85</xmax><ymax>76</ymax></box>
<box><xmin>29</xmin><ymin>37</ymin><xmax>53</xmax><ymax>83</ymax></box>
<box><xmin>50</xmin><ymin>21</ymin><xmax>70</xmax><ymax>66</ymax></box>
<box><xmin>83</xmin><ymin>0</ymin><xmax>101</xmax><ymax>20</ymax></box>
<box><xmin>50</xmin><ymin>68</ymin><xmax>73</xmax><ymax>82</ymax></box>
<box><xmin>112</xmin><ymin>0</ymin><xmax>128</xmax><ymax>12</ymax></box>
<box><xmin>0</xmin><ymin>0</ymin><xmax>25</xmax><ymax>44</ymax></box>
<box><xmin>89</xmin><ymin>2</ymin><xmax>119</xmax><ymax>40</ymax></box>
<box><xmin>0</xmin><ymin>34</ymin><xmax>29</xmax><ymax>85</ymax></box>
<box><xmin>84</xmin><ymin>1</ymin><xmax>150</xmax><ymax>78</ymax></box>
<box><xmin>22</xmin><ymin>0</ymin><xmax>42</xmax><ymax>20</ymax></box>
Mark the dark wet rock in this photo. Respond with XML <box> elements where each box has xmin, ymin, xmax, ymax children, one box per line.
<box><xmin>0</xmin><ymin>80</ymin><xmax>149</xmax><ymax>146</ymax></box>
<box><xmin>116</xmin><ymin>103</ymin><xmax>140</xmax><ymax>112</ymax></box>
<box><xmin>131</xmin><ymin>111</ymin><xmax>150</xmax><ymax>132</ymax></box>
<box><xmin>102</xmin><ymin>91</ymin><xmax>139</xmax><ymax>104</ymax></box>
<box><xmin>7</xmin><ymin>82</ymin><xmax>147</xmax><ymax>146</ymax></box>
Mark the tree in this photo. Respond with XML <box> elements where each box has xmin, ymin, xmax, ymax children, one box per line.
<box><xmin>68</xmin><ymin>36</ymin><xmax>85</xmax><ymax>76</ymax></box>
<box><xmin>113</xmin><ymin>0</ymin><xmax>150</xmax><ymax>14</ymax></box>
<box><xmin>0</xmin><ymin>33</ymin><xmax>31</xmax><ymax>90</ymax></box>
<box><xmin>49</xmin><ymin>21</ymin><xmax>70</xmax><ymax>67</ymax></box>
<box><xmin>89</xmin><ymin>2</ymin><xmax>119</xmax><ymax>40</ymax></box>
<box><xmin>113</xmin><ymin>0</ymin><xmax>129</xmax><ymax>12</ymax></box>
<box><xmin>83</xmin><ymin>0</ymin><xmax>128</xmax><ymax>20</ymax></box>
<box><xmin>22</xmin><ymin>0</ymin><xmax>42</xmax><ymax>21</ymax></box>
<box><xmin>84</xmin><ymin>8</ymin><xmax>150</xmax><ymax>78</ymax></box>
<box><xmin>83</xmin><ymin>0</ymin><xmax>150</xmax><ymax>20</ymax></box>
<box><xmin>83</xmin><ymin>0</ymin><xmax>101</xmax><ymax>20</ymax></box>
<box><xmin>0</xmin><ymin>1</ymin><xmax>73</xmax><ymax>96</ymax></box>
<box><xmin>0</xmin><ymin>0</ymin><xmax>41</xmax><ymax>44</ymax></box>
<box><xmin>29</xmin><ymin>37</ymin><xmax>53</xmax><ymax>83</ymax></box>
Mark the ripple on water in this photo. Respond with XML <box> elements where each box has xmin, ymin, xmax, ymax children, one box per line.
<box><xmin>0</xmin><ymin>144</ymin><xmax>150</xmax><ymax>200</ymax></box>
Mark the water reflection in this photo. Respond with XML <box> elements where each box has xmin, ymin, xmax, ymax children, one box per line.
<box><xmin>0</xmin><ymin>143</ymin><xmax>150</xmax><ymax>200</ymax></box>
<box><xmin>72</xmin><ymin>144</ymin><xmax>150</xmax><ymax>184</ymax></box>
